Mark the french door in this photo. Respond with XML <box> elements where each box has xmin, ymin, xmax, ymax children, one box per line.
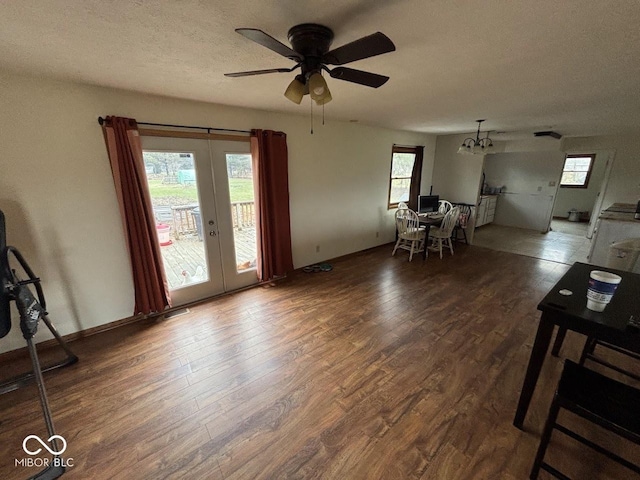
<box><xmin>141</xmin><ymin>135</ymin><xmax>258</xmax><ymax>306</ymax></box>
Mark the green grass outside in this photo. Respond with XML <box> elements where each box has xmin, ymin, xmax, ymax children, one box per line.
<box><xmin>227</xmin><ymin>178</ymin><xmax>254</xmax><ymax>202</ymax></box>
<box><xmin>148</xmin><ymin>178</ymin><xmax>254</xmax><ymax>203</ymax></box>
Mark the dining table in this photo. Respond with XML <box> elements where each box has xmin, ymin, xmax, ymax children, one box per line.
<box><xmin>417</xmin><ymin>213</ymin><xmax>444</xmax><ymax>260</ymax></box>
<box><xmin>513</xmin><ymin>261</ymin><xmax>640</xmax><ymax>429</ymax></box>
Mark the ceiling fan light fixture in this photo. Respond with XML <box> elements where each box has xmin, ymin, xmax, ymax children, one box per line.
<box><xmin>309</xmin><ymin>72</ymin><xmax>331</xmax><ymax>103</ymax></box>
<box><xmin>284</xmin><ymin>75</ymin><xmax>306</xmax><ymax>104</ymax></box>
<box><xmin>227</xmin><ymin>24</ymin><xmax>396</xmax><ymax>121</ymax></box>
<box><xmin>314</xmin><ymin>89</ymin><xmax>332</xmax><ymax>106</ymax></box>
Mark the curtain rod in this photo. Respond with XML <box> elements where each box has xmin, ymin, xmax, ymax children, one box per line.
<box><xmin>97</xmin><ymin>117</ymin><xmax>251</xmax><ymax>134</ymax></box>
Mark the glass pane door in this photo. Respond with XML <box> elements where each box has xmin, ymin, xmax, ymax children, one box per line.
<box><xmin>225</xmin><ymin>153</ymin><xmax>257</xmax><ymax>272</ymax></box>
<box><xmin>141</xmin><ymin>137</ymin><xmax>225</xmax><ymax>306</ymax></box>
<box><xmin>209</xmin><ymin>141</ymin><xmax>259</xmax><ymax>291</ymax></box>
<box><xmin>141</xmin><ymin>135</ymin><xmax>259</xmax><ymax>305</ymax></box>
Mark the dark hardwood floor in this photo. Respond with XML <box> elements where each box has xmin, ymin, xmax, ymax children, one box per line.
<box><xmin>1</xmin><ymin>244</ymin><xmax>638</xmax><ymax>479</ymax></box>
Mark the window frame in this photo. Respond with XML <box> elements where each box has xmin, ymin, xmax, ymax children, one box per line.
<box><xmin>387</xmin><ymin>145</ymin><xmax>419</xmax><ymax>209</ymax></box>
<box><xmin>560</xmin><ymin>154</ymin><xmax>595</xmax><ymax>189</ymax></box>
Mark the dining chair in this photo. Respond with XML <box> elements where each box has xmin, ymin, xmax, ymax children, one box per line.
<box><xmin>530</xmin><ymin>360</ymin><xmax>640</xmax><ymax>479</ymax></box>
<box><xmin>451</xmin><ymin>203</ymin><xmax>472</xmax><ymax>244</ymax></box>
<box><xmin>392</xmin><ymin>208</ymin><xmax>426</xmax><ymax>262</ymax></box>
<box><xmin>578</xmin><ymin>336</ymin><xmax>640</xmax><ymax>382</ymax></box>
<box><xmin>438</xmin><ymin>200</ymin><xmax>453</xmax><ymax>214</ymax></box>
<box><xmin>429</xmin><ymin>206</ymin><xmax>461</xmax><ymax>259</ymax></box>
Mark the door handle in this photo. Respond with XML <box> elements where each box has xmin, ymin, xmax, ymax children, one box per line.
<box><xmin>209</xmin><ymin>230</ymin><xmax>217</xmax><ymax>236</ymax></box>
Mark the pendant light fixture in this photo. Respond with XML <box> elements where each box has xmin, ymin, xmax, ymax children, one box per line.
<box><xmin>457</xmin><ymin>120</ymin><xmax>495</xmax><ymax>155</ymax></box>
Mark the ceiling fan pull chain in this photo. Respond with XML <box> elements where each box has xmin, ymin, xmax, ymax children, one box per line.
<box><xmin>310</xmin><ymin>96</ymin><xmax>314</xmax><ymax>134</ymax></box>
<box><xmin>322</xmin><ymin>102</ymin><xmax>325</xmax><ymax>126</ymax></box>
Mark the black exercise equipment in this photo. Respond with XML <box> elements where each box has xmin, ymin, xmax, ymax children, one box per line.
<box><xmin>0</xmin><ymin>209</ymin><xmax>78</xmax><ymax>479</ymax></box>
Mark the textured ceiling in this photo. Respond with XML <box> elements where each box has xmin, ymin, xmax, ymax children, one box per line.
<box><xmin>1</xmin><ymin>0</ymin><xmax>639</xmax><ymax>137</ymax></box>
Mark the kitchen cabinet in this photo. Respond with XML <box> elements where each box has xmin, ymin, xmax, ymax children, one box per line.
<box><xmin>588</xmin><ymin>203</ymin><xmax>640</xmax><ymax>273</ymax></box>
<box><xmin>475</xmin><ymin>195</ymin><xmax>498</xmax><ymax>228</ymax></box>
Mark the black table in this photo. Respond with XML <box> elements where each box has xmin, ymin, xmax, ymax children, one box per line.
<box><xmin>418</xmin><ymin>214</ymin><xmax>443</xmax><ymax>260</ymax></box>
<box><xmin>513</xmin><ymin>262</ymin><xmax>640</xmax><ymax>429</ymax></box>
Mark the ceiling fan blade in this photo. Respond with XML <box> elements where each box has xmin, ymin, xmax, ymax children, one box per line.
<box><xmin>225</xmin><ymin>66</ymin><xmax>298</xmax><ymax>77</ymax></box>
<box><xmin>235</xmin><ymin>28</ymin><xmax>303</xmax><ymax>61</ymax></box>
<box><xmin>328</xmin><ymin>67</ymin><xmax>389</xmax><ymax>88</ymax></box>
<box><xmin>323</xmin><ymin>32</ymin><xmax>395</xmax><ymax>65</ymax></box>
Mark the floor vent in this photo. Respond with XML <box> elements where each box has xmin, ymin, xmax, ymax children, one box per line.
<box><xmin>163</xmin><ymin>308</ymin><xmax>190</xmax><ymax>319</ymax></box>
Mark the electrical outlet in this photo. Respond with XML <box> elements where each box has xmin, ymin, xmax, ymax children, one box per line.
<box><xmin>315</xmin><ymin>245</ymin><xmax>320</xmax><ymax>253</ymax></box>
<box><xmin>548</xmin><ymin>180</ymin><xmax>556</xmax><ymax>187</ymax></box>
<box><xmin>537</xmin><ymin>186</ymin><xmax>543</xmax><ymax>192</ymax></box>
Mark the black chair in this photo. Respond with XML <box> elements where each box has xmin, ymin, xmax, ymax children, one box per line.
<box><xmin>579</xmin><ymin>336</ymin><xmax>640</xmax><ymax>382</ymax></box>
<box><xmin>451</xmin><ymin>203</ymin><xmax>472</xmax><ymax>244</ymax></box>
<box><xmin>553</xmin><ymin>316</ymin><xmax>640</xmax><ymax>381</ymax></box>
<box><xmin>530</xmin><ymin>360</ymin><xmax>640</xmax><ymax>479</ymax></box>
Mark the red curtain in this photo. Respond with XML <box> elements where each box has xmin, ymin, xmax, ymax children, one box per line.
<box><xmin>250</xmin><ymin>130</ymin><xmax>294</xmax><ymax>281</ymax></box>
<box><xmin>102</xmin><ymin>116</ymin><xmax>171</xmax><ymax>314</ymax></box>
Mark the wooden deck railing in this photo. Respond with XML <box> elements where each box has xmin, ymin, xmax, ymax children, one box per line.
<box><xmin>155</xmin><ymin>201</ymin><xmax>256</xmax><ymax>235</ymax></box>
<box><xmin>230</xmin><ymin>201</ymin><xmax>255</xmax><ymax>229</ymax></box>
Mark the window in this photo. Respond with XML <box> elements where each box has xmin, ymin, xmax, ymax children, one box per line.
<box><xmin>560</xmin><ymin>154</ymin><xmax>595</xmax><ymax>188</ymax></box>
<box><xmin>388</xmin><ymin>146</ymin><xmax>418</xmax><ymax>208</ymax></box>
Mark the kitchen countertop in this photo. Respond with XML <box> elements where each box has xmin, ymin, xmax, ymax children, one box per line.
<box><xmin>599</xmin><ymin>203</ymin><xmax>640</xmax><ymax>222</ymax></box>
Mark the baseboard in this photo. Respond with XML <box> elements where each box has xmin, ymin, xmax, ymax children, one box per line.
<box><xmin>0</xmin><ymin>277</ymin><xmax>285</xmax><ymax>363</ymax></box>
<box><xmin>1</xmin><ymin>245</ymin><xmax>394</xmax><ymax>363</ymax></box>
<box><xmin>0</xmin><ymin>313</ymin><xmax>147</xmax><ymax>364</ymax></box>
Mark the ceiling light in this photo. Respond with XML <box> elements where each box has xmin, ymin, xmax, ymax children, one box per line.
<box><xmin>308</xmin><ymin>72</ymin><xmax>332</xmax><ymax>105</ymax></box>
<box><xmin>314</xmin><ymin>90</ymin><xmax>332</xmax><ymax>106</ymax></box>
<box><xmin>457</xmin><ymin>120</ymin><xmax>495</xmax><ymax>155</ymax></box>
<box><xmin>284</xmin><ymin>75</ymin><xmax>306</xmax><ymax>104</ymax></box>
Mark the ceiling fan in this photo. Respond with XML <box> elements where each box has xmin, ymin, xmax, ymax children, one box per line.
<box><xmin>225</xmin><ymin>24</ymin><xmax>396</xmax><ymax>105</ymax></box>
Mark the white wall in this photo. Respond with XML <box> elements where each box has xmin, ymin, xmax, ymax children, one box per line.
<box><xmin>0</xmin><ymin>70</ymin><xmax>434</xmax><ymax>353</ymax></box>
<box><xmin>431</xmin><ymin>133</ymin><xmax>511</xmax><ymax>243</ymax></box>
<box><xmin>432</xmin><ymin>134</ymin><xmax>485</xmax><ymax>205</ymax></box>
<box><xmin>552</xmin><ymin>152</ymin><xmax>608</xmax><ymax>218</ymax></box>
<box><xmin>562</xmin><ymin>135</ymin><xmax>640</xmax><ymax>211</ymax></box>
<box><xmin>430</xmin><ymin>131</ymin><xmax>639</xmax><ymax>237</ymax></box>
<box><xmin>484</xmin><ymin>151</ymin><xmax>566</xmax><ymax>231</ymax></box>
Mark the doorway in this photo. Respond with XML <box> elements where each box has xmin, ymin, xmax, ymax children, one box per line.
<box><xmin>141</xmin><ymin>136</ymin><xmax>258</xmax><ymax>306</ymax></box>
<box><xmin>550</xmin><ymin>152</ymin><xmax>613</xmax><ymax>239</ymax></box>
<box><xmin>474</xmin><ymin>150</ymin><xmax>584</xmax><ymax>263</ymax></box>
